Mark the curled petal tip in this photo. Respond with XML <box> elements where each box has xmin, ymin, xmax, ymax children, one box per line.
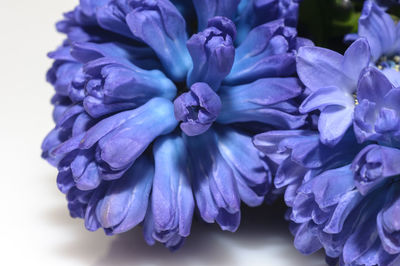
<box><xmin>174</xmin><ymin>83</ymin><xmax>221</xmax><ymax>136</ymax></box>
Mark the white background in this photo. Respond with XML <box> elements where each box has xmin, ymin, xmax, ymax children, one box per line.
<box><xmin>0</xmin><ymin>1</ymin><xmax>325</xmax><ymax>265</ymax></box>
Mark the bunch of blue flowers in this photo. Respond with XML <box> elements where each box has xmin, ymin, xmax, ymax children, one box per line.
<box><xmin>43</xmin><ymin>0</ymin><xmax>306</xmax><ymax>250</ymax></box>
<box><xmin>42</xmin><ymin>0</ymin><xmax>400</xmax><ymax>264</ymax></box>
<box><xmin>255</xmin><ymin>0</ymin><xmax>400</xmax><ymax>264</ymax></box>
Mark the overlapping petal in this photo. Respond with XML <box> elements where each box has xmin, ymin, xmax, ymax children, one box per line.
<box><xmin>359</xmin><ymin>0</ymin><xmax>397</xmax><ymax>61</ymax></box>
<box><xmin>141</xmin><ymin>134</ymin><xmax>194</xmax><ymax>250</ymax></box>
<box><xmin>187</xmin><ymin>16</ymin><xmax>236</xmax><ymax>90</ymax></box>
<box><xmin>218</xmin><ymin>77</ymin><xmax>305</xmax><ymax>129</ymax></box>
<box><xmin>126</xmin><ymin>0</ymin><xmax>191</xmax><ymax>81</ymax></box>
<box><xmin>354</xmin><ymin>67</ymin><xmax>400</xmax><ymax>144</ymax></box>
<box><xmin>298</xmin><ymin>39</ymin><xmax>371</xmax><ymax>145</ymax></box>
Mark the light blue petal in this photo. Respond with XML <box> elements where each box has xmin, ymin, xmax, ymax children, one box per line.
<box><xmin>218</xmin><ymin>77</ymin><xmax>305</xmax><ymax>129</ymax></box>
<box><xmin>96</xmin><ymin>156</ymin><xmax>153</xmax><ymax>234</ymax></box>
<box><xmin>300</xmin><ymin>86</ymin><xmax>355</xmax><ymax>114</ymax></box>
<box><xmin>358</xmin><ymin>0</ymin><xmax>397</xmax><ymax>61</ymax></box>
<box><xmin>185</xmin><ymin>129</ymin><xmax>240</xmax><ymax>231</ymax></box>
<box><xmin>342</xmin><ymin>38</ymin><xmax>371</xmax><ymax>84</ymax></box>
<box><xmin>297</xmin><ymin>46</ymin><xmax>353</xmax><ymax>92</ymax></box>
<box><xmin>126</xmin><ymin>0</ymin><xmax>191</xmax><ymax>81</ymax></box>
<box><xmin>216</xmin><ymin>127</ymin><xmax>270</xmax><ymax>206</ymax></box>
<box><xmin>152</xmin><ymin>134</ymin><xmax>194</xmax><ymax>237</ymax></box>
<box><xmin>318</xmin><ymin>105</ymin><xmax>354</xmax><ymax>146</ymax></box>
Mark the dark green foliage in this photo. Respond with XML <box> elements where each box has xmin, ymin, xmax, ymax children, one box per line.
<box><xmin>298</xmin><ymin>0</ymin><xmax>361</xmax><ymax>53</ymax></box>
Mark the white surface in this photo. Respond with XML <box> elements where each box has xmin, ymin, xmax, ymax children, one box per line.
<box><xmin>0</xmin><ymin>1</ymin><xmax>326</xmax><ymax>265</ymax></box>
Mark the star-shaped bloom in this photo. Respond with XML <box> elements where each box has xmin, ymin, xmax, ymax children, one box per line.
<box><xmin>297</xmin><ymin>38</ymin><xmax>371</xmax><ymax>146</ymax></box>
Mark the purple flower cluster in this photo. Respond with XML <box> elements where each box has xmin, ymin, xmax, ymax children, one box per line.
<box><xmin>43</xmin><ymin>0</ymin><xmax>305</xmax><ymax>250</ymax></box>
<box><xmin>43</xmin><ymin>0</ymin><xmax>400</xmax><ymax>264</ymax></box>
<box><xmin>254</xmin><ymin>1</ymin><xmax>400</xmax><ymax>265</ymax></box>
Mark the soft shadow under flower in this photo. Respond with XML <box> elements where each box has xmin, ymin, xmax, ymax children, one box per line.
<box><xmin>93</xmin><ymin>202</ymin><xmax>326</xmax><ymax>266</ymax></box>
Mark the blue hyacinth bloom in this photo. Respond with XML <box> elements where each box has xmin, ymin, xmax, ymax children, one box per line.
<box><xmin>42</xmin><ymin>0</ymin><xmax>305</xmax><ymax>250</ymax></box>
<box><xmin>255</xmin><ymin>47</ymin><xmax>400</xmax><ymax>264</ymax></box>
<box><xmin>346</xmin><ymin>0</ymin><xmax>400</xmax><ymax>86</ymax></box>
<box><xmin>297</xmin><ymin>38</ymin><xmax>371</xmax><ymax>146</ymax></box>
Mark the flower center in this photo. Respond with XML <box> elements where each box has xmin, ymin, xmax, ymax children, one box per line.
<box><xmin>173</xmin><ymin>82</ymin><xmax>222</xmax><ymax>136</ymax></box>
<box><xmin>376</xmin><ymin>55</ymin><xmax>400</xmax><ymax>72</ymax></box>
<box><xmin>353</xmin><ymin>93</ymin><xmax>359</xmax><ymax>105</ymax></box>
